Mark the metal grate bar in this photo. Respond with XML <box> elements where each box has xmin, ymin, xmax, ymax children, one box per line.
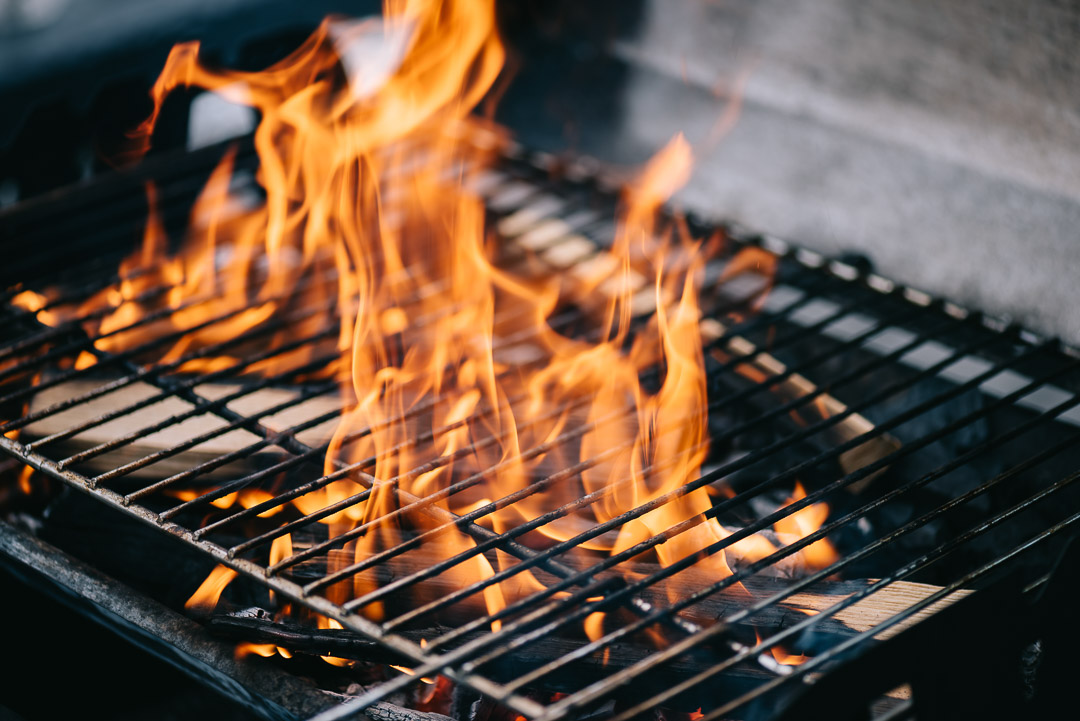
<box><xmin>608</xmin><ymin>481</ymin><xmax>1080</xmax><ymax>721</ymax></box>
<box><xmin>252</xmin><ymin>282</ymin><xmax>879</xmax><ymax>577</ymax></box>
<box><xmin>188</xmin><ymin>278</ymin><xmax>845</xmax><ymax>548</ymax></box>
<box><xmin>318</xmin><ymin>341</ymin><xmax>1070</xmax><ymax>717</ymax></box>
<box><xmin>3</xmin><ymin>141</ymin><xmax>1080</xmax><ymax>721</ymax></box>
<box><xmin>0</xmin><ymin>281</ymin><xmax>336</xmax><ymax>424</ymax></box>
<box><xmin>498</xmin><ymin>378</ymin><xmax>1080</xmax><ymax>696</ymax></box>
<box><xmin>391</xmin><ymin>320</ymin><xmax>1022</xmax><ymax>640</ymax></box>
<box><xmin>359</xmin><ymin>350</ymin><xmax>1074</xmax><ymax>682</ymax></box>
<box><xmin>154</xmin><ymin>303</ymin><xmax>586</xmax><ymax>519</ymax></box>
<box><xmin>64</xmin><ymin>347</ymin><xmax>337</xmax><ymax>471</ymax></box>
<box><xmin>0</xmin><ymin>269</ymin><xmax>163</xmax><ymax>356</ymax></box>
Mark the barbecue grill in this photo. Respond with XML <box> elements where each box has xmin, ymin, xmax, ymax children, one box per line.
<box><xmin>3</xmin><ymin>116</ymin><xmax>1080</xmax><ymax>721</ymax></box>
<box><xmin>4</xmin><ymin>2</ymin><xmax>1080</xmax><ymax>719</ymax></box>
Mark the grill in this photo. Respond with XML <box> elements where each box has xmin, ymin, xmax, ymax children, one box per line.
<box><xmin>2</xmin><ymin>131</ymin><xmax>1080</xmax><ymax>721</ymax></box>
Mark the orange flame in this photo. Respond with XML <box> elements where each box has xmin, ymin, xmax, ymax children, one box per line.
<box><xmin>12</xmin><ymin>290</ymin><xmax>60</xmax><ymax>327</ymax></box>
<box><xmin>389</xmin><ymin>665</ymin><xmax>436</xmax><ymax>684</ymax></box>
<box><xmin>770</xmin><ymin>647</ymin><xmax>809</xmax><ymax>666</ymax></box>
<box><xmin>185</xmin><ymin>564</ymin><xmax>237</xmax><ymax>613</ymax></box>
<box><xmin>233</xmin><ymin>642</ymin><xmax>294</xmax><ymax>661</ymax></box>
<box><xmin>774</xmin><ymin>482</ymin><xmax>839</xmax><ymax>569</ymax></box>
<box><xmin>584</xmin><ymin>611</ymin><xmax>611</xmax><ymax>666</ymax></box>
<box><xmin>13</xmin><ymin>0</ymin><xmax>795</xmax><ymax>635</ymax></box>
<box><xmin>755</xmin><ymin>628</ymin><xmax>809</xmax><ymax>667</ymax></box>
<box><xmin>16</xmin><ymin>466</ymin><xmax>33</xmax><ymax>495</ymax></box>
<box><xmin>235</xmin><ymin>642</ymin><xmax>278</xmax><ymax>659</ymax></box>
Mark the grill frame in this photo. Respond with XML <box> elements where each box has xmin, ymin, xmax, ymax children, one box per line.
<box><xmin>2</xmin><ymin>136</ymin><xmax>1080</xmax><ymax>721</ymax></box>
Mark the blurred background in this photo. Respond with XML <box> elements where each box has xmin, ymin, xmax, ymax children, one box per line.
<box><xmin>2</xmin><ymin>0</ymin><xmax>1079</xmax><ymax>343</ymax></box>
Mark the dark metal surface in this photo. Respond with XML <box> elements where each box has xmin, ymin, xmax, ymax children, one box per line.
<box><xmin>770</xmin><ymin>537</ymin><xmax>1080</xmax><ymax>721</ymax></box>
<box><xmin>0</xmin><ymin>518</ymin><xmax>334</xmax><ymax>721</ymax></box>
<box><xmin>2</xmin><ymin>138</ymin><xmax>1079</xmax><ymax>720</ymax></box>
<box><xmin>0</xmin><ymin>518</ymin><xmax>462</xmax><ymax>721</ymax></box>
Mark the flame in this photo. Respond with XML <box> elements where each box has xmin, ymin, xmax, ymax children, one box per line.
<box><xmin>321</xmin><ymin>655</ymin><xmax>354</xmax><ymax>667</ymax></box>
<box><xmin>755</xmin><ymin>628</ymin><xmax>809</xmax><ymax>667</ymax></box>
<box><xmin>185</xmin><ymin>564</ymin><xmax>238</xmax><ymax>613</ymax></box>
<box><xmin>239</xmin><ymin>489</ymin><xmax>283</xmax><ymax>517</ymax></box>
<box><xmin>774</xmin><ymin>482</ymin><xmax>839</xmax><ymax>569</ymax></box>
<box><xmin>389</xmin><ymin>665</ymin><xmax>435</xmax><ymax>684</ymax></box>
<box><xmin>12</xmin><ymin>290</ymin><xmax>60</xmax><ymax>327</ymax></box>
<box><xmin>305</xmin><ymin>617</ymin><xmax>356</xmax><ymax>665</ymax></box>
<box><xmin>584</xmin><ymin>611</ymin><xmax>611</xmax><ymax>666</ymax></box>
<box><xmin>769</xmin><ymin>647</ymin><xmax>809</xmax><ymax>666</ymax></box>
<box><xmin>236</xmin><ymin>642</ymin><xmax>277</xmax><ymax>659</ymax></box>
<box><xmin>11</xmin><ymin>289</ymin><xmax>46</xmax><ymax>313</ymax></box>
<box><xmin>231</xmin><ymin>615</ymin><xmax>358</xmax><ymax>667</ymax></box>
<box><xmin>73</xmin><ymin>351</ymin><xmax>98</xmax><ymax>370</ymax></box>
<box><xmin>17</xmin><ymin>466</ymin><xmax>33</xmax><ymax>495</ymax></box>
<box><xmin>270</xmin><ymin>533</ymin><xmax>293</xmax><ymax>567</ymax></box>
<box><xmin>8</xmin><ymin>0</ymin><xmax>800</xmax><ymax>634</ymax></box>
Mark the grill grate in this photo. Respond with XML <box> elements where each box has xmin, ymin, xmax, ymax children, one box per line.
<box><xmin>2</xmin><ymin>137</ymin><xmax>1080</xmax><ymax>721</ymax></box>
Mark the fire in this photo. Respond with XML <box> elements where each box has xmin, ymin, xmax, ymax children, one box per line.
<box><xmin>774</xmin><ymin>482</ymin><xmax>839</xmax><ymax>569</ymax></box>
<box><xmin>235</xmin><ymin>642</ymin><xmax>278</xmax><ymax>659</ymax></box>
<box><xmin>11</xmin><ymin>0</ymin><xmax>808</xmax><ymax>639</ymax></box>
<box><xmin>239</xmin><ymin>489</ymin><xmax>283</xmax><ymax>517</ymax></box>
<box><xmin>11</xmin><ymin>290</ymin><xmax>60</xmax><ymax>327</ymax></box>
<box><xmin>11</xmin><ymin>289</ymin><xmax>47</xmax><ymax>313</ymax></box>
<box><xmin>389</xmin><ymin>665</ymin><xmax>436</xmax><ymax>684</ymax></box>
<box><xmin>16</xmin><ymin>466</ymin><xmax>33</xmax><ymax>495</ymax></box>
<box><xmin>233</xmin><ymin>642</ymin><xmax>294</xmax><ymax>660</ymax></box>
<box><xmin>755</xmin><ymin>628</ymin><xmax>810</xmax><ymax>667</ymax></box>
<box><xmin>269</xmin><ymin>533</ymin><xmax>293</xmax><ymax>567</ymax></box>
<box><xmin>73</xmin><ymin>351</ymin><xmax>98</xmax><ymax>370</ymax></box>
<box><xmin>769</xmin><ymin>647</ymin><xmax>809</xmax><ymax>666</ymax></box>
<box><xmin>584</xmin><ymin>611</ymin><xmax>611</xmax><ymax>665</ymax></box>
<box><xmin>321</xmin><ymin>655</ymin><xmax>353</xmax><ymax>667</ymax></box>
<box><xmin>185</xmin><ymin>564</ymin><xmax>237</xmax><ymax>613</ymax></box>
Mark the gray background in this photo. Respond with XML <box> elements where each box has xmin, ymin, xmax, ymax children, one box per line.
<box><xmin>582</xmin><ymin>0</ymin><xmax>1080</xmax><ymax>343</ymax></box>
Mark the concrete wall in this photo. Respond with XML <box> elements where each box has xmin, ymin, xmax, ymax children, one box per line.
<box><xmin>605</xmin><ymin>0</ymin><xmax>1080</xmax><ymax>342</ymax></box>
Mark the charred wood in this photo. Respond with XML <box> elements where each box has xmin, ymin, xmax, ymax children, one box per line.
<box><xmin>363</xmin><ymin>703</ymin><xmax>453</xmax><ymax>721</ymax></box>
